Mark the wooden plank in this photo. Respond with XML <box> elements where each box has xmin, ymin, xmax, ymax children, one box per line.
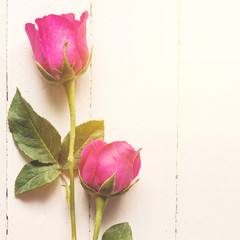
<box><xmin>7</xmin><ymin>1</ymin><xmax>91</xmax><ymax>239</ymax></box>
<box><xmin>91</xmin><ymin>0</ymin><xmax>178</xmax><ymax>239</ymax></box>
<box><xmin>178</xmin><ymin>0</ymin><xmax>240</xmax><ymax>239</ymax></box>
<box><xmin>0</xmin><ymin>0</ymin><xmax>7</xmax><ymax>238</ymax></box>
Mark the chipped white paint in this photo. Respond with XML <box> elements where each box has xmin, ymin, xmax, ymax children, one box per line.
<box><xmin>0</xmin><ymin>0</ymin><xmax>7</xmax><ymax>238</ymax></box>
<box><xmin>1</xmin><ymin>0</ymin><xmax>240</xmax><ymax>239</ymax></box>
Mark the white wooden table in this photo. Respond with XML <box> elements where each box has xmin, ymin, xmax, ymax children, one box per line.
<box><xmin>1</xmin><ymin>0</ymin><xmax>240</xmax><ymax>239</ymax></box>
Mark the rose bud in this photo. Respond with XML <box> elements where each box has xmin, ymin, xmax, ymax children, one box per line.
<box><xmin>79</xmin><ymin>140</ymin><xmax>141</xmax><ymax>240</ymax></box>
<box><xmin>79</xmin><ymin>139</ymin><xmax>141</xmax><ymax>198</ymax></box>
<box><xmin>25</xmin><ymin>11</ymin><xmax>91</xmax><ymax>84</ymax></box>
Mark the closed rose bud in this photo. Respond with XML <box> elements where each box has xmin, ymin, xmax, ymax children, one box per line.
<box><xmin>25</xmin><ymin>11</ymin><xmax>90</xmax><ymax>84</ymax></box>
<box><xmin>79</xmin><ymin>140</ymin><xmax>142</xmax><ymax>240</ymax></box>
<box><xmin>79</xmin><ymin>140</ymin><xmax>141</xmax><ymax>198</ymax></box>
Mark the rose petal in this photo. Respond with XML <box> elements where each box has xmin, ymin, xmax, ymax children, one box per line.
<box><xmin>25</xmin><ymin>23</ymin><xmax>50</xmax><ymax>72</ymax></box>
<box><xmin>76</xmin><ymin>11</ymin><xmax>89</xmax><ymax>69</ymax></box>
<box><xmin>36</xmin><ymin>14</ymin><xmax>82</xmax><ymax>74</ymax></box>
<box><xmin>79</xmin><ymin>143</ymin><xmax>98</xmax><ymax>186</ymax></box>
<box><xmin>90</xmin><ymin>139</ymin><xmax>107</xmax><ymax>153</ymax></box>
<box><xmin>132</xmin><ymin>149</ymin><xmax>141</xmax><ymax>179</ymax></box>
<box><xmin>61</xmin><ymin>13</ymin><xmax>75</xmax><ymax>23</ymax></box>
<box><xmin>92</xmin><ymin>141</ymin><xmax>135</xmax><ymax>193</ymax></box>
<box><xmin>79</xmin><ymin>143</ymin><xmax>91</xmax><ymax>172</ymax></box>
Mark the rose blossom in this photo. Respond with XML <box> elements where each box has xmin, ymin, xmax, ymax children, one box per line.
<box><xmin>25</xmin><ymin>11</ymin><xmax>89</xmax><ymax>80</ymax></box>
<box><xmin>79</xmin><ymin>140</ymin><xmax>141</xmax><ymax>195</ymax></box>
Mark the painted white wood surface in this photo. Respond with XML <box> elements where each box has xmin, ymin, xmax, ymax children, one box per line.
<box><xmin>91</xmin><ymin>1</ymin><xmax>178</xmax><ymax>239</ymax></box>
<box><xmin>0</xmin><ymin>0</ymin><xmax>7</xmax><ymax>238</ymax></box>
<box><xmin>6</xmin><ymin>1</ymin><xmax>91</xmax><ymax>240</ymax></box>
<box><xmin>178</xmin><ymin>1</ymin><xmax>240</xmax><ymax>239</ymax></box>
<box><xmin>1</xmin><ymin>0</ymin><xmax>240</xmax><ymax>240</ymax></box>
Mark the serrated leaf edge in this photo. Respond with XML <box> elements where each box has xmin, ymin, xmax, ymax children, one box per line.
<box><xmin>10</xmin><ymin>89</ymin><xmax>59</xmax><ymax>164</ymax></box>
<box><xmin>60</xmin><ymin>120</ymin><xmax>104</xmax><ymax>169</ymax></box>
<box><xmin>15</xmin><ymin>164</ymin><xmax>61</xmax><ymax>195</ymax></box>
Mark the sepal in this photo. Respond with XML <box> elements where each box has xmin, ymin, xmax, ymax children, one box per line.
<box><xmin>35</xmin><ymin>60</ymin><xmax>61</xmax><ymax>85</ymax></box>
<box><xmin>98</xmin><ymin>171</ymin><xmax>116</xmax><ymax>196</ymax></box>
<box><xmin>75</xmin><ymin>45</ymin><xmax>93</xmax><ymax>78</ymax></box>
<box><xmin>59</xmin><ymin>42</ymin><xmax>76</xmax><ymax>82</ymax></box>
<box><xmin>78</xmin><ymin>169</ymin><xmax>139</xmax><ymax>199</ymax></box>
<box><xmin>34</xmin><ymin>42</ymin><xmax>91</xmax><ymax>85</ymax></box>
<box><xmin>110</xmin><ymin>179</ymin><xmax>140</xmax><ymax>199</ymax></box>
<box><xmin>78</xmin><ymin>170</ymin><xmax>98</xmax><ymax>197</ymax></box>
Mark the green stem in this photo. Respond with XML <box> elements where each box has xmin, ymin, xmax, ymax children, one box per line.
<box><xmin>63</xmin><ymin>80</ymin><xmax>77</xmax><ymax>240</ymax></box>
<box><xmin>93</xmin><ymin>197</ymin><xmax>108</xmax><ymax>240</ymax></box>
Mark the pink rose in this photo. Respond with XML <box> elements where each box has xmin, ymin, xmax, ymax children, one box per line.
<box><xmin>25</xmin><ymin>11</ymin><xmax>89</xmax><ymax>81</ymax></box>
<box><xmin>79</xmin><ymin>140</ymin><xmax>141</xmax><ymax>196</ymax></box>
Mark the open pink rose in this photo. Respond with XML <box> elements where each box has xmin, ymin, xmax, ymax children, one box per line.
<box><xmin>25</xmin><ymin>11</ymin><xmax>89</xmax><ymax>80</ymax></box>
<box><xmin>79</xmin><ymin>140</ymin><xmax>141</xmax><ymax>195</ymax></box>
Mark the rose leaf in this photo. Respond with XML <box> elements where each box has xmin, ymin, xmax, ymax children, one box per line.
<box><xmin>58</xmin><ymin>120</ymin><xmax>104</xmax><ymax>170</ymax></box>
<box><xmin>8</xmin><ymin>89</ymin><xmax>61</xmax><ymax>164</ymax></box>
<box><xmin>15</xmin><ymin>161</ymin><xmax>61</xmax><ymax>195</ymax></box>
<box><xmin>102</xmin><ymin>222</ymin><xmax>133</xmax><ymax>240</ymax></box>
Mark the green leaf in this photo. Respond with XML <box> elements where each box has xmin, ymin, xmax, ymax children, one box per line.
<box><xmin>99</xmin><ymin>171</ymin><xmax>116</xmax><ymax>196</ymax></box>
<box><xmin>59</xmin><ymin>120</ymin><xmax>104</xmax><ymax>169</ymax></box>
<box><xmin>102</xmin><ymin>222</ymin><xmax>132</xmax><ymax>240</ymax></box>
<box><xmin>8</xmin><ymin>89</ymin><xmax>61</xmax><ymax>164</ymax></box>
<box><xmin>15</xmin><ymin>161</ymin><xmax>61</xmax><ymax>195</ymax></box>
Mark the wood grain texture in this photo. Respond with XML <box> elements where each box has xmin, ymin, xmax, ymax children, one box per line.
<box><xmin>0</xmin><ymin>0</ymin><xmax>7</xmax><ymax>239</ymax></box>
<box><xmin>6</xmin><ymin>1</ymin><xmax>91</xmax><ymax>239</ymax></box>
<box><xmin>1</xmin><ymin>0</ymin><xmax>240</xmax><ymax>239</ymax></box>
<box><xmin>177</xmin><ymin>1</ymin><xmax>240</xmax><ymax>239</ymax></box>
<box><xmin>91</xmin><ymin>0</ymin><xmax>178</xmax><ymax>239</ymax></box>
